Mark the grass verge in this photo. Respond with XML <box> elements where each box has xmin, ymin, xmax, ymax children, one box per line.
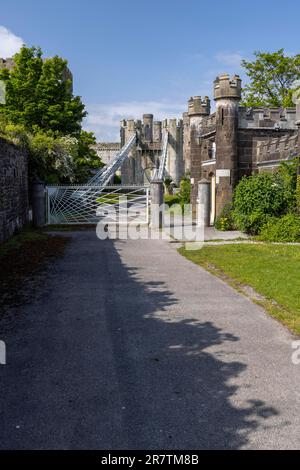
<box><xmin>178</xmin><ymin>243</ymin><xmax>300</xmax><ymax>335</ymax></box>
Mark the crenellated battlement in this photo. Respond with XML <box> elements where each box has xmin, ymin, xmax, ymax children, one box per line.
<box><xmin>239</xmin><ymin>107</ymin><xmax>297</xmax><ymax>130</ymax></box>
<box><xmin>256</xmin><ymin>132</ymin><xmax>299</xmax><ymax>165</ymax></box>
<box><xmin>198</xmin><ymin>112</ymin><xmax>216</xmax><ymax>136</ymax></box>
<box><xmin>121</xmin><ymin>115</ymin><xmax>184</xmax><ymax>144</ymax></box>
<box><xmin>120</xmin><ymin>115</ymin><xmax>184</xmax><ymax>184</ymax></box>
<box><xmin>162</xmin><ymin>118</ymin><xmax>183</xmax><ymax>131</ymax></box>
<box><xmin>188</xmin><ymin>96</ymin><xmax>210</xmax><ymax>116</ymax></box>
<box><xmin>214</xmin><ymin>73</ymin><xmax>242</xmax><ymax>101</ymax></box>
<box><xmin>118</xmin><ymin>71</ymin><xmax>299</xmax><ymax>204</ymax></box>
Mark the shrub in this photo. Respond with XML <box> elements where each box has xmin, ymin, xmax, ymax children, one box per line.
<box><xmin>232</xmin><ymin>173</ymin><xmax>291</xmax><ymax>234</ymax></box>
<box><xmin>215</xmin><ymin>203</ymin><xmax>235</xmax><ymax>231</ymax></box>
<box><xmin>258</xmin><ymin>214</ymin><xmax>300</xmax><ymax>242</ymax></box>
<box><xmin>278</xmin><ymin>159</ymin><xmax>298</xmax><ymax>211</ymax></box>
<box><xmin>179</xmin><ymin>178</ymin><xmax>191</xmax><ymax>207</ymax></box>
<box><xmin>164</xmin><ymin>194</ymin><xmax>180</xmax><ymax>207</ymax></box>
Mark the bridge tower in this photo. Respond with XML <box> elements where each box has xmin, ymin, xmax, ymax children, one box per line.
<box><xmin>120</xmin><ymin>119</ymin><xmax>137</xmax><ymax>184</ymax></box>
<box><xmin>163</xmin><ymin>119</ymin><xmax>184</xmax><ymax>185</ymax></box>
<box><xmin>143</xmin><ymin>114</ymin><xmax>154</xmax><ymax>142</ymax></box>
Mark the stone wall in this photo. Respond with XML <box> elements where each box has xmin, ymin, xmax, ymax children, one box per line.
<box><xmin>238</xmin><ymin>107</ymin><xmax>297</xmax><ymax>130</ymax></box>
<box><xmin>120</xmin><ymin>116</ymin><xmax>184</xmax><ymax>185</ymax></box>
<box><xmin>237</xmin><ymin>128</ymin><xmax>296</xmax><ymax>177</ymax></box>
<box><xmin>93</xmin><ymin>142</ymin><xmax>121</xmax><ymax>166</ymax></box>
<box><xmin>255</xmin><ymin>132</ymin><xmax>299</xmax><ymax>170</ymax></box>
<box><xmin>0</xmin><ymin>137</ymin><xmax>29</xmax><ymax>243</ymax></box>
<box><xmin>186</xmin><ymin>72</ymin><xmax>300</xmax><ymax>222</ymax></box>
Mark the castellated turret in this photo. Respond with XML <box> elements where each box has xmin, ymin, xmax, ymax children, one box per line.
<box><xmin>162</xmin><ymin>118</ymin><xmax>183</xmax><ymax>185</ymax></box>
<box><xmin>120</xmin><ymin>118</ymin><xmax>137</xmax><ymax>146</ymax></box>
<box><xmin>153</xmin><ymin>121</ymin><xmax>162</xmax><ymax>142</ymax></box>
<box><xmin>120</xmin><ymin>115</ymin><xmax>184</xmax><ymax>185</ymax></box>
<box><xmin>143</xmin><ymin>114</ymin><xmax>154</xmax><ymax>142</ymax></box>
<box><xmin>213</xmin><ymin>73</ymin><xmax>242</xmax><ymax>101</ymax></box>
<box><xmin>188</xmin><ymin>96</ymin><xmax>211</xmax><ymax>117</ymax></box>
<box><xmin>186</xmin><ymin>97</ymin><xmax>211</xmax><ymax>186</ymax></box>
<box><xmin>213</xmin><ymin>73</ymin><xmax>242</xmax><ymax>217</ymax></box>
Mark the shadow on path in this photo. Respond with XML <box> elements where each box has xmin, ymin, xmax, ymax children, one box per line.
<box><xmin>0</xmin><ymin>235</ymin><xmax>280</xmax><ymax>449</ymax></box>
<box><xmin>101</xmin><ymin>239</ymin><xmax>279</xmax><ymax>449</ymax></box>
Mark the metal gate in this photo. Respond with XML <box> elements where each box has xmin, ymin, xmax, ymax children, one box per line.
<box><xmin>46</xmin><ymin>185</ymin><xmax>150</xmax><ymax>225</ymax></box>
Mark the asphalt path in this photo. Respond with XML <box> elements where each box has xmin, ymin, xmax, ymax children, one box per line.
<box><xmin>0</xmin><ymin>232</ymin><xmax>299</xmax><ymax>449</ymax></box>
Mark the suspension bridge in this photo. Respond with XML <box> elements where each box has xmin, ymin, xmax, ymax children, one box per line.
<box><xmin>46</xmin><ymin>132</ymin><xmax>170</xmax><ymax>225</ymax></box>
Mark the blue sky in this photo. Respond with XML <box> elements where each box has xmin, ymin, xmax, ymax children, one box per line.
<box><xmin>1</xmin><ymin>0</ymin><xmax>299</xmax><ymax>140</ymax></box>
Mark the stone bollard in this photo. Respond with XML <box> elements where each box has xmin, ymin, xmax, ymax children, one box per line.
<box><xmin>150</xmin><ymin>180</ymin><xmax>164</xmax><ymax>229</ymax></box>
<box><xmin>32</xmin><ymin>180</ymin><xmax>46</xmax><ymax>227</ymax></box>
<box><xmin>197</xmin><ymin>178</ymin><xmax>211</xmax><ymax>227</ymax></box>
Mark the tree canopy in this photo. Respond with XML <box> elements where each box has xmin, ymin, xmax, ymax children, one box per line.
<box><xmin>0</xmin><ymin>46</ymin><xmax>85</xmax><ymax>134</ymax></box>
<box><xmin>0</xmin><ymin>46</ymin><xmax>101</xmax><ymax>183</ymax></box>
<box><xmin>241</xmin><ymin>49</ymin><xmax>300</xmax><ymax>107</ymax></box>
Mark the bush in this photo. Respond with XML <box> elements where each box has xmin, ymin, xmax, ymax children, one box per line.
<box><xmin>258</xmin><ymin>214</ymin><xmax>300</xmax><ymax>242</ymax></box>
<box><xmin>232</xmin><ymin>173</ymin><xmax>291</xmax><ymax>234</ymax></box>
<box><xmin>278</xmin><ymin>160</ymin><xmax>298</xmax><ymax>211</ymax></box>
<box><xmin>215</xmin><ymin>204</ymin><xmax>235</xmax><ymax>231</ymax></box>
<box><xmin>164</xmin><ymin>194</ymin><xmax>180</xmax><ymax>207</ymax></box>
<box><xmin>179</xmin><ymin>178</ymin><xmax>191</xmax><ymax>206</ymax></box>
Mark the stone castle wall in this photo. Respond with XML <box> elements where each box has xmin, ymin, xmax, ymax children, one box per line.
<box><xmin>255</xmin><ymin>132</ymin><xmax>299</xmax><ymax>170</ymax></box>
<box><xmin>93</xmin><ymin>142</ymin><xmax>121</xmax><ymax>166</ymax></box>
<box><xmin>185</xmin><ymin>73</ymin><xmax>300</xmax><ymax>220</ymax></box>
<box><xmin>0</xmin><ymin>137</ymin><xmax>29</xmax><ymax>243</ymax></box>
<box><xmin>120</xmin><ymin>115</ymin><xmax>184</xmax><ymax>185</ymax></box>
<box><xmin>94</xmin><ymin>74</ymin><xmax>299</xmax><ymax>222</ymax></box>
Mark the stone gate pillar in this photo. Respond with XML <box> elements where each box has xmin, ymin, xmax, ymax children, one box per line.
<box><xmin>197</xmin><ymin>178</ymin><xmax>211</xmax><ymax>227</ymax></box>
<box><xmin>150</xmin><ymin>180</ymin><xmax>164</xmax><ymax>229</ymax></box>
<box><xmin>32</xmin><ymin>180</ymin><xmax>46</xmax><ymax>227</ymax></box>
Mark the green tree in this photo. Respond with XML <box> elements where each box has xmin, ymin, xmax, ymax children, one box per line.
<box><xmin>241</xmin><ymin>49</ymin><xmax>300</xmax><ymax>107</ymax></box>
<box><xmin>0</xmin><ymin>46</ymin><xmax>102</xmax><ymax>183</ymax></box>
<box><xmin>179</xmin><ymin>176</ymin><xmax>191</xmax><ymax>212</ymax></box>
<box><xmin>0</xmin><ymin>46</ymin><xmax>86</xmax><ymax>134</ymax></box>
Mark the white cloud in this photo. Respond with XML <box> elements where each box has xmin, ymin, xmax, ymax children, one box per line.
<box><xmin>215</xmin><ymin>52</ymin><xmax>243</xmax><ymax>68</ymax></box>
<box><xmin>0</xmin><ymin>26</ymin><xmax>24</xmax><ymax>58</ymax></box>
<box><xmin>84</xmin><ymin>101</ymin><xmax>187</xmax><ymax>141</ymax></box>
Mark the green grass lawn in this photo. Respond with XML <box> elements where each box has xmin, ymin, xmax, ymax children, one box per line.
<box><xmin>179</xmin><ymin>244</ymin><xmax>300</xmax><ymax>335</ymax></box>
<box><xmin>96</xmin><ymin>193</ymin><xmax>142</xmax><ymax>205</ymax></box>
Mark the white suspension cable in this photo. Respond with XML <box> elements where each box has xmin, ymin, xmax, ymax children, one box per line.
<box><xmin>152</xmin><ymin>132</ymin><xmax>169</xmax><ymax>181</ymax></box>
<box><xmin>88</xmin><ymin>134</ymin><xmax>136</xmax><ymax>186</ymax></box>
